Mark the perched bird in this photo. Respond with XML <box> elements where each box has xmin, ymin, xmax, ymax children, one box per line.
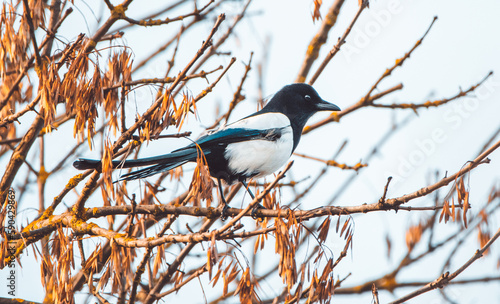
<box><xmin>73</xmin><ymin>83</ymin><xmax>340</xmax><ymax>218</ymax></box>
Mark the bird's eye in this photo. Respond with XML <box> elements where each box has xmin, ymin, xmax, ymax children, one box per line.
<box><xmin>304</xmin><ymin>95</ymin><xmax>311</xmax><ymax>101</ymax></box>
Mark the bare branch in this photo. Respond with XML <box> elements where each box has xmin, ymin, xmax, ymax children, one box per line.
<box><xmin>295</xmin><ymin>0</ymin><xmax>346</xmax><ymax>83</ymax></box>
<box><xmin>308</xmin><ymin>0</ymin><xmax>369</xmax><ymax>85</ymax></box>
<box><xmin>389</xmin><ymin>227</ymin><xmax>500</xmax><ymax>304</ymax></box>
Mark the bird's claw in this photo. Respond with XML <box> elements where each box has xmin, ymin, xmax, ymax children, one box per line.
<box><xmin>251</xmin><ymin>204</ymin><xmax>266</xmax><ymax>220</ymax></box>
<box><xmin>220</xmin><ymin>204</ymin><xmax>230</xmax><ymax>221</ymax></box>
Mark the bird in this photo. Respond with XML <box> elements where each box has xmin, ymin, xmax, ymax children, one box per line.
<box><xmin>73</xmin><ymin>83</ymin><xmax>341</xmax><ymax>219</ymax></box>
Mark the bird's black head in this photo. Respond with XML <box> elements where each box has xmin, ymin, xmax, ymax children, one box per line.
<box><xmin>263</xmin><ymin>83</ymin><xmax>340</xmax><ymax>126</ymax></box>
<box><xmin>261</xmin><ymin>83</ymin><xmax>341</xmax><ymax>150</ymax></box>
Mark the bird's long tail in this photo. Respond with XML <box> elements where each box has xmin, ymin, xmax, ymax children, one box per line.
<box><xmin>73</xmin><ymin>149</ymin><xmax>199</xmax><ymax>181</ymax></box>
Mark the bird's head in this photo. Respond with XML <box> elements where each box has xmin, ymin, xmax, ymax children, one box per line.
<box><xmin>264</xmin><ymin>83</ymin><xmax>340</xmax><ymax>119</ymax></box>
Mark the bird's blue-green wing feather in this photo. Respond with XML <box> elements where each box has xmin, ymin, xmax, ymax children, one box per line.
<box><xmin>173</xmin><ymin>127</ymin><xmax>283</xmax><ymax>152</ymax></box>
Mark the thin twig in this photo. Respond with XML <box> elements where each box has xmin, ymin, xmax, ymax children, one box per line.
<box><xmin>103</xmin><ymin>66</ymin><xmax>224</xmax><ymax>92</ymax></box>
<box><xmin>378</xmin><ymin>177</ymin><xmax>392</xmax><ymax>204</ymax></box>
<box><xmin>295</xmin><ymin>0</ymin><xmax>346</xmax><ymax>83</ymax></box>
<box><xmin>371</xmin><ymin>72</ymin><xmax>493</xmax><ymax>109</ymax></box>
<box><xmin>120</xmin><ymin>0</ymin><xmax>213</xmax><ymax>27</ymax></box>
<box><xmin>361</xmin><ymin>17</ymin><xmax>438</xmax><ymax>104</ymax></box>
<box><xmin>308</xmin><ymin>0</ymin><xmax>369</xmax><ymax>85</ymax></box>
<box><xmin>303</xmin><ymin>83</ymin><xmax>403</xmax><ymax>134</ymax></box>
<box><xmin>22</xmin><ymin>0</ymin><xmax>42</xmax><ymax>69</ymax></box>
<box><xmin>389</xmin><ymin>227</ymin><xmax>500</xmax><ymax>304</ymax></box>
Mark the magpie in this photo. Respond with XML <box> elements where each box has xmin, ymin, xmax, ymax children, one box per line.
<box><xmin>73</xmin><ymin>83</ymin><xmax>340</xmax><ymax>218</ymax></box>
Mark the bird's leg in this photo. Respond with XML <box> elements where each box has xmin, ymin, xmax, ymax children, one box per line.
<box><xmin>242</xmin><ymin>180</ymin><xmax>266</xmax><ymax>219</ymax></box>
<box><xmin>218</xmin><ymin>178</ymin><xmax>229</xmax><ymax>221</ymax></box>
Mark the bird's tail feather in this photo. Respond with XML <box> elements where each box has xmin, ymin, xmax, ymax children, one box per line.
<box><xmin>117</xmin><ymin>160</ymin><xmax>190</xmax><ymax>181</ymax></box>
<box><xmin>73</xmin><ymin>149</ymin><xmax>198</xmax><ymax>170</ymax></box>
<box><xmin>73</xmin><ymin>149</ymin><xmax>201</xmax><ymax>181</ymax></box>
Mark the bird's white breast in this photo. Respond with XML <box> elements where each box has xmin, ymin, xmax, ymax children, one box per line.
<box><xmin>224</xmin><ymin>112</ymin><xmax>294</xmax><ymax>178</ymax></box>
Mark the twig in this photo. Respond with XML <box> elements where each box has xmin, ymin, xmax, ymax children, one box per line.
<box><xmin>0</xmin><ymin>95</ymin><xmax>41</xmax><ymax>128</ymax></box>
<box><xmin>308</xmin><ymin>0</ymin><xmax>369</xmax><ymax>85</ymax></box>
<box><xmin>378</xmin><ymin>177</ymin><xmax>392</xmax><ymax>204</ymax></box>
<box><xmin>112</xmin><ymin>1</ymin><xmax>185</xmax><ymax>34</ymax></box>
<box><xmin>22</xmin><ymin>0</ymin><xmax>42</xmax><ymax>70</ymax></box>
<box><xmin>326</xmin><ymin>113</ymin><xmax>413</xmax><ymax>204</ymax></box>
<box><xmin>120</xmin><ymin>81</ymin><xmax>126</xmax><ymax>133</ymax></box>
<box><xmin>303</xmin><ymin>19</ymin><xmax>438</xmax><ymax>135</ymax></box>
<box><xmin>224</xmin><ymin>52</ymin><xmax>254</xmax><ymax>122</ymax></box>
<box><xmin>295</xmin><ymin>0</ymin><xmax>346</xmax><ymax>83</ymax></box>
<box><xmin>100</xmin><ymin>31</ymin><xmax>124</xmax><ymax>42</ymax></box>
<box><xmin>334</xmin><ymin>276</ymin><xmax>500</xmax><ymax>294</ymax></box>
<box><xmin>290</xmin><ymin>141</ymin><xmax>347</xmax><ymax>205</ymax></box>
<box><xmin>119</xmin><ymin>0</ymin><xmax>213</xmax><ymax>27</ymax></box>
<box><xmin>103</xmin><ymin>66</ymin><xmax>224</xmax><ymax>92</ymax></box>
<box><xmin>0</xmin><ymin>114</ymin><xmax>46</xmax><ymax>210</ymax></box>
<box><xmin>371</xmin><ymin>72</ymin><xmax>493</xmax><ymax>110</ymax></box>
<box><xmin>293</xmin><ymin>152</ymin><xmax>367</xmax><ymax>171</ymax></box>
<box><xmin>146</xmin><ymin>131</ymin><xmax>192</xmax><ymax>140</ymax></box>
<box><xmin>103</xmin><ymin>0</ymin><xmax>113</xmax><ymax>10</ymax></box>
<box><xmin>128</xmin><ymin>247</ymin><xmax>153</xmax><ymax>304</ymax></box>
<box><xmin>331</xmin><ymin>204</ymin><xmax>499</xmax><ymax>296</ymax></box>
<box><xmin>382</xmin><ymin>140</ymin><xmax>499</xmax><ymax>209</ymax></box>
<box><xmin>143</xmin><ymin>218</ymin><xmax>218</xmax><ymax>304</ymax></box>
<box><xmin>477</xmin><ymin>122</ymin><xmax>500</xmax><ymax>155</ymax></box>
<box><xmin>0</xmin><ymin>59</ymin><xmax>34</xmax><ymax>110</ymax></box>
<box><xmin>171</xmin><ymin>0</ymin><xmax>252</xmax><ymax>97</ymax></box>
<box><xmin>389</xmin><ymin>227</ymin><xmax>500</xmax><ymax>304</ymax></box>
<box><xmin>303</xmin><ymin>83</ymin><xmax>403</xmax><ymax>134</ymax></box>
<box><xmin>50</xmin><ymin>123</ymin><xmax>107</xmax><ymax>175</ymax></box>
<box><xmin>157</xmin><ymin>265</ymin><xmax>208</xmax><ymax>297</ymax></box>
<box><xmin>361</xmin><ymin>17</ymin><xmax>438</xmax><ymax>105</ymax></box>
<box><xmin>192</xmin><ymin>57</ymin><xmax>236</xmax><ymax>103</ymax></box>
<box><xmin>126</xmin><ymin>194</ymin><xmax>137</xmax><ymax>236</ymax></box>
<box><xmin>206</xmin><ymin>53</ymin><xmax>254</xmax><ymax>130</ymax></box>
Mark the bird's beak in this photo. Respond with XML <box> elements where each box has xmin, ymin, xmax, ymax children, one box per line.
<box><xmin>316</xmin><ymin>100</ymin><xmax>341</xmax><ymax>112</ymax></box>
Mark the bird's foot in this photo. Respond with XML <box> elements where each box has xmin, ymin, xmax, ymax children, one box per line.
<box><xmin>251</xmin><ymin>204</ymin><xmax>266</xmax><ymax>220</ymax></box>
<box><xmin>220</xmin><ymin>204</ymin><xmax>230</xmax><ymax>221</ymax></box>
